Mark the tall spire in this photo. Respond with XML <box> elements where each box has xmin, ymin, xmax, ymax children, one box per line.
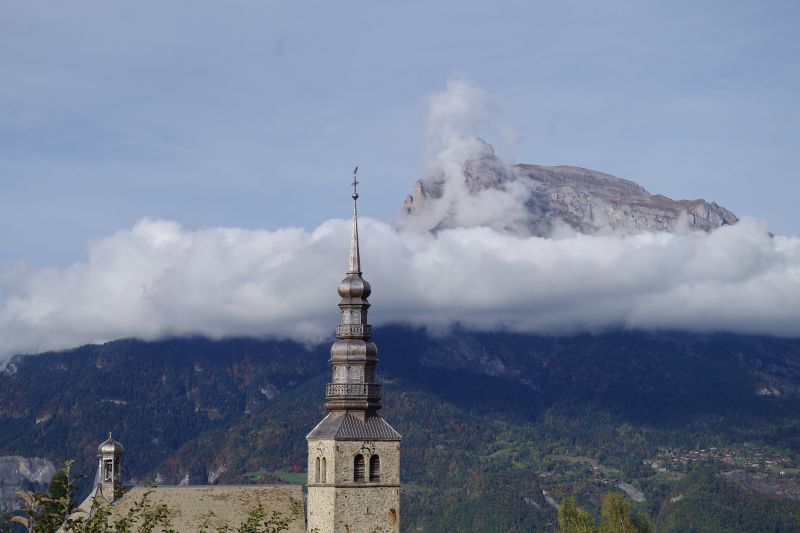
<box><xmin>348</xmin><ymin>166</ymin><xmax>361</xmax><ymax>274</ymax></box>
<box><xmin>322</xmin><ymin>167</ymin><xmax>381</xmax><ymax>417</ymax></box>
<box><xmin>305</xmin><ymin>168</ymin><xmax>401</xmax><ymax>533</ymax></box>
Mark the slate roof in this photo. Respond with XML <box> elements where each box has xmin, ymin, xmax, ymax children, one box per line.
<box><xmin>78</xmin><ymin>485</ymin><xmax>305</xmax><ymax>533</ymax></box>
<box><xmin>306</xmin><ymin>412</ymin><xmax>402</xmax><ymax>441</ymax></box>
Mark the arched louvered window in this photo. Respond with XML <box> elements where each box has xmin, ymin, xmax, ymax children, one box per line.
<box><xmin>353</xmin><ymin>454</ymin><xmax>365</xmax><ymax>482</ymax></box>
<box><xmin>321</xmin><ymin>457</ymin><xmax>327</xmax><ymax>483</ymax></box>
<box><xmin>369</xmin><ymin>455</ymin><xmax>381</xmax><ymax>482</ymax></box>
<box><xmin>315</xmin><ymin>457</ymin><xmax>320</xmax><ymax>482</ymax></box>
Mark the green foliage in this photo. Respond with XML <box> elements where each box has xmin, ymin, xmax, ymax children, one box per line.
<box><xmin>559</xmin><ymin>496</ymin><xmax>597</xmax><ymax>533</ymax></box>
<box><xmin>629</xmin><ymin>513</ymin><xmax>654</xmax><ymax>533</ymax></box>
<box><xmin>0</xmin><ymin>337</ymin><xmax>327</xmax><ymax>492</ymax></box>
<box><xmin>599</xmin><ymin>493</ymin><xmax>652</xmax><ymax>533</ymax></box>
<box><xmin>7</xmin><ymin>461</ymin><xmax>83</xmax><ymax>533</ymax></box>
<box><xmin>0</xmin><ymin>469</ymin><xmax>300</xmax><ymax>533</ymax></box>
<box><xmin>89</xmin><ymin>490</ymin><xmax>176</xmax><ymax>533</ymax></box>
<box><xmin>2</xmin><ymin>330</ymin><xmax>800</xmax><ymax>531</ymax></box>
<box><xmin>559</xmin><ymin>493</ymin><xmax>652</xmax><ymax>533</ymax></box>
<box><xmin>655</xmin><ymin>468</ymin><xmax>800</xmax><ymax>533</ymax></box>
<box><xmin>219</xmin><ymin>505</ymin><xmax>294</xmax><ymax>533</ymax></box>
<box><xmin>40</xmin><ymin>461</ymin><xmax>82</xmax><ymax>532</ymax></box>
<box><xmin>3</xmin><ymin>465</ymin><xmax>176</xmax><ymax>533</ymax></box>
<box><xmin>82</xmin><ymin>497</ymin><xmax>299</xmax><ymax>533</ymax></box>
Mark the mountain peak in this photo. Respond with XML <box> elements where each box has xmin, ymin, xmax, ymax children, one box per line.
<box><xmin>403</xmin><ymin>141</ymin><xmax>738</xmax><ymax>235</ymax></box>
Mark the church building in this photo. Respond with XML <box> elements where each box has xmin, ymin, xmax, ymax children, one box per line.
<box><xmin>77</xmin><ymin>182</ymin><xmax>401</xmax><ymax>533</ymax></box>
<box><xmin>305</xmin><ymin>178</ymin><xmax>402</xmax><ymax>533</ymax></box>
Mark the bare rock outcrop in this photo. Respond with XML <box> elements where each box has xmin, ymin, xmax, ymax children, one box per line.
<box><xmin>403</xmin><ymin>141</ymin><xmax>738</xmax><ymax>235</ymax></box>
<box><xmin>0</xmin><ymin>456</ymin><xmax>56</xmax><ymax>511</ymax></box>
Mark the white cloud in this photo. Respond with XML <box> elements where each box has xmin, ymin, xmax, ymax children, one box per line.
<box><xmin>1</xmin><ymin>78</ymin><xmax>798</xmax><ymax>362</ymax></box>
<box><xmin>401</xmin><ymin>77</ymin><xmax>533</xmax><ymax>235</ymax></box>
<box><xmin>0</xmin><ymin>214</ymin><xmax>799</xmax><ymax>362</ymax></box>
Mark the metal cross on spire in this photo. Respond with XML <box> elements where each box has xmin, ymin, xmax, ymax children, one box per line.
<box><xmin>352</xmin><ymin>166</ymin><xmax>359</xmax><ymax>200</ymax></box>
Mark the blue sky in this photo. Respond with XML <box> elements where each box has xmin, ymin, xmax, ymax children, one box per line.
<box><xmin>1</xmin><ymin>1</ymin><xmax>798</xmax><ymax>268</ymax></box>
<box><xmin>1</xmin><ymin>1</ymin><xmax>800</xmax><ymax>359</ymax></box>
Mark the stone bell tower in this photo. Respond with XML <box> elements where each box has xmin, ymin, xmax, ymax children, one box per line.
<box><xmin>96</xmin><ymin>433</ymin><xmax>124</xmax><ymax>501</ymax></box>
<box><xmin>306</xmin><ymin>171</ymin><xmax>401</xmax><ymax>533</ymax></box>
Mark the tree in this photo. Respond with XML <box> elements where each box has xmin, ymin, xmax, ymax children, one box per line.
<box><xmin>559</xmin><ymin>496</ymin><xmax>597</xmax><ymax>533</ymax></box>
<box><xmin>40</xmin><ymin>461</ymin><xmax>82</xmax><ymax>532</ymax></box>
<box><xmin>89</xmin><ymin>489</ymin><xmax>175</xmax><ymax>533</ymax></box>
<box><xmin>5</xmin><ymin>487</ymin><xmax>176</xmax><ymax>533</ymax></box>
<box><xmin>0</xmin><ymin>460</ymin><xmax>301</xmax><ymax>533</ymax></box>
<box><xmin>599</xmin><ymin>493</ymin><xmax>631</xmax><ymax>532</ymax></box>
<box><xmin>7</xmin><ymin>461</ymin><xmax>98</xmax><ymax>533</ymax></box>
<box><xmin>203</xmin><ymin>505</ymin><xmax>297</xmax><ymax>533</ymax></box>
<box><xmin>558</xmin><ymin>493</ymin><xmax>653</xmax><ymax>533</ymax></box>
<box><xmin>599</xmin><ymin>493</ymin><xmax>652</xmax><ymax>533</ymax></box>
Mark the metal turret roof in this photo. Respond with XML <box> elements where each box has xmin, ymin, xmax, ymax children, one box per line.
<box><xmin>97</xmin><ymin>432</ymin><xmax>124</xmax><ymax>456</ymax></box>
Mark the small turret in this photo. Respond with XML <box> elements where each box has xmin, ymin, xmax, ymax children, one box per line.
<box><xmin>96</xmin><ymin>433</ymin><xmax>123</xmax><ymax>501</ymax></box>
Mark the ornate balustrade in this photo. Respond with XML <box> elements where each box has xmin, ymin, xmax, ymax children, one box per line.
<box><xmin>336</xmin><ymin>324</ymin><xmax>372</xmax><ymax>337</ymax></box>
<box><xmin>326</xmin><ymin>383</ymin><xmax>382</xmax><ymax>398</ymax></box>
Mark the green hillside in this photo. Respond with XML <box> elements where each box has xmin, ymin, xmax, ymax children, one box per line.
<box><xmin>1</xmin><ymin>328</ymin><xmax>799</xmax><ymax>531</ymax></box>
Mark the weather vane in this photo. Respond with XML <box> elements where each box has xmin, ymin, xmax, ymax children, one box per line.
<box><xmin>352</xmin><ymin>166</ymin><xmax>359</xmax><ymax>200</ymax></box>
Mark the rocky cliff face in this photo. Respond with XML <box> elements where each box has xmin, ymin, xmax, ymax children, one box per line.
<box><xmin>0</xmin><ymin>456</ymin><xmax>55</xmax><ymax>511</ymax></box>
<box><xmin>403</xmin><ymin>141</ymin><xmax>738</xmax><ymax>235</ymax></box>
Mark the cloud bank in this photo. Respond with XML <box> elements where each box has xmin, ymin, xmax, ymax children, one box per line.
<box><xmin>1</xmin><ymin>214</ymin><xmax>798</xmax><ymax>361</ymax></box>
<box><xmin>1</xmin><ymin>79</ymin><xmax>798</xmax><ymax>361</ymax></box>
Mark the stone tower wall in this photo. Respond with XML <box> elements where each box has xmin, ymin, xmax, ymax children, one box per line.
<box><xmin>307</xmin><ymin>439</ymin><xmax>400</xmax><ymax>533</ymax></box>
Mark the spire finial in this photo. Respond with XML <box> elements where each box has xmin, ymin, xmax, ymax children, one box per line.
<box><xmin>352</xmin><ymin>166</ymin><xmax>359</xmax><ymax>200</ymax></box>
<box><xmin>348</xmin><ymin>166</ymin><xmax>361</xmax><ymax>274</ymax></box>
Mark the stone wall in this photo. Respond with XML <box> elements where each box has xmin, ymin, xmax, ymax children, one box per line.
<box><xmin>307</xmin><ymin>439</ymin><xmax>400</xmax><ymax>533</ymax></box>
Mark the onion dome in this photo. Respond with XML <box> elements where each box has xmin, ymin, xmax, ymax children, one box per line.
<box><xmin>338</xmin><ymin>275</ymin><xmax>371</xmax><ymax>300</ymax></box>
<box><xmin>97</xmin><ymin>432</ymin><xmax>124</xmax><ymax>456</ymax></box>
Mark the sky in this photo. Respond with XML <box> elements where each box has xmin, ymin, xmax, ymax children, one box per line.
<box><xmin>0</xmin><ymin>1</ymin><xmax>799</xmax><ymax>359</ymax></box>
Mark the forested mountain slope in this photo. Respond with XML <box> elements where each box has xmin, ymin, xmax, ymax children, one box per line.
<box><xmin>1</xmin><ymin>328</ymin><xmax>799</xmax><ymax>531</ymax></box>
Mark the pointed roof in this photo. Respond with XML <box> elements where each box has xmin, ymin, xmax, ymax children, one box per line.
<box><xmin>348</xmin><ymin>168</ymin><xmax>361</xmax><ymax>274</ymax></box>
<box><xmin>75</xmin><ymin>486</ymin><xmax>305</xmax><ymax>533</ymax></box>
<box><xmin>307</xmin><ymin>412</ymin><xmax>401</xmax><ymax>441</ymax></box>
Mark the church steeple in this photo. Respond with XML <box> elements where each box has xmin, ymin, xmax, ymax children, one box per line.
<box><xmin>306</xmin><ymin>170</ymin><xmax>401</xmax><ymax>533</ymax></box>
<box><xmin>325</xmin><ymin>167</ymin><xmax>382</xmax><ymax>416</ymax></box>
